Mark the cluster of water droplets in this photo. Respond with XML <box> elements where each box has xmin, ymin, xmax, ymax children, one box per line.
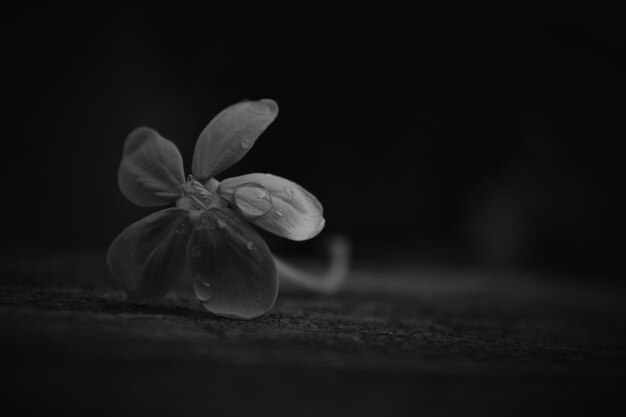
<box><xmin>230</xmin><ymin>180</ymin><xmax>307</xmax><ymax>223</ymax></box>
<box><xmin>175</xmin><ymin>218</ymin><xmax>188</xmax><ymax>234</ymax></box>
<box><xmin>188</xmin><ymin>211</ymin><xmax>258</xmax><ymax>305</ymax></box>
<box><xmin>196</xmin><ymin>215</ymin><xmax>209</xmax><ymax>230</ymax></box>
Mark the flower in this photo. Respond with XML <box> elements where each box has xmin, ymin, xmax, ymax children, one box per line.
<box><xmin>107</xmin><ymin>99</ymin><xmax>325</xmax><ymax>319</ymax></box>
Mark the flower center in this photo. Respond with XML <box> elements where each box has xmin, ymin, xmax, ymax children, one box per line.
<box><xmin>177</xmin><ymin>175</ymin><xmax>223</xmax><ymax>211</ymax></box>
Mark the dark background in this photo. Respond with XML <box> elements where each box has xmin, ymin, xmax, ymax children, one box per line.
<box><xmin>2</xmin><ymin>3</ymin><xmax>623</xmax><ymax>275</ymax></box>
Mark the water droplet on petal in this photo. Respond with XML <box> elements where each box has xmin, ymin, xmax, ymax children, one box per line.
<box><xmin>193</xmin><ymin>275</ymin><xmax>215</xmax><ymax>302</ymax></box>
<box><xmin>275</xmin><ymin>208</ymin><xmax>285</xmax><ymax>217</ymax></box>
<box><xmin>284</xmin><ymin>187</ymin><xmax>294</xmax><ymax>198</ymax></box>
<box><xmin>240</xmin><ymin>139</ymin><xmax>252</xmax><ymax>149</ymax></box>
<box><xmin>217</xmin><ymin>218</ymin><xmax>226</xmax><ymax>228</ymax></box>
<box><xmin>246</xmin><ymin>241</ymin><xmax>254</xmax><ymax>250</ymax></box>
<box><xmin>191</xmin><ymin>245</ymin><xmax>201</xmax><ymax>257</ymax></box>
<box><xmin>175</xmin><ymin>221</ymin><xmax>187</xmax><ymax>234</ymax></box>
<box><xmin>234</xmin><ymin>184</ymin><xmax>272</xmax><ymax>217</ymax></box>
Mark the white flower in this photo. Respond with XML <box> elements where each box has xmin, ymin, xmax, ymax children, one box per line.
<box><xmin>107</xmin><ymin>99</ymin><xmax>324</xmax><ymax>319</ymax></box>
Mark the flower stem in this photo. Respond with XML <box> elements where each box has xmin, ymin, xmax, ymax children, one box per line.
<box><xmin>274</xmin><ymin>236</ymin><xmax>351</xmax><ymax>294</ymax></box>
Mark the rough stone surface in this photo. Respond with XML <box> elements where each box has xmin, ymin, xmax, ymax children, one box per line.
<box><xmin>1</xmin><ymin>254</ymin><xmax>625</xmax><ymax>416</ymax></box>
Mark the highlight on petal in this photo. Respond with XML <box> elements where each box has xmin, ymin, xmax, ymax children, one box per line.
<box><xmin>191</xmin><ymin>99</ymin><xmax>279</xmax><ymax>181</ymax></box>
<box><xmin>118</xmin><ymin>127</ymin><xmax>185</xmax><ymax>206</ymax></box>
<box><xmin>187</xmin><ymin>208</ymin><xmax>278</xmax><ymax>319</ymax></box>
<box><xmin>218</xmin><ymin>174</ymin><xmax>325</xmax><ymax>241</ymax></box>
<box><xmin>107</xmin><ymin>208</ymin><xmax>192</xmax><ymax>301</ymax></box>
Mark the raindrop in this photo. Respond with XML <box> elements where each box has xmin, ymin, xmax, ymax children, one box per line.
<box><xmin>284</xmin><ymin>187</ymin><xmax>294</xmax><ymax>198</ymax></box>
<box><xmin>217</xmin><ymin>218</ymin><xmax>227</xmax><ymax>228</ymax></box>
<box><xmin>240</xmin><ymin>139</ymin><xmax>252</xmax><ymax>149</ymax></box>
<box><xmin>191</xmin><ymin>245</ymin><xmax>201</xmax><ymax>257</ymax></box>
<box><xmin>246</xmin><ymin>241</ymin><xmax>254</xmax><ymax>250</ymax></box>
<box><xmin>275</xmin><ymin>208</ymin><xmax>285</xmax><ymax>217</ymax></box>
<box><xmin>193</xmin><ymin>276</ymin><xmax>215</xmax><ymax>302</ymax></box>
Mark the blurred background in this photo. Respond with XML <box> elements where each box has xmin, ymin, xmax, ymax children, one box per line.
<box><xmin>1</xmin><ymin>3</ymin><xmax>623</xmax><ymax>276</ymax></box>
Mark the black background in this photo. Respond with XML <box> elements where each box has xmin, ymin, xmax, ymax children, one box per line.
<box><xmin>2</xmin><ymin>3</ymin><xmax>623</xmax><ymax>275</ymax></box>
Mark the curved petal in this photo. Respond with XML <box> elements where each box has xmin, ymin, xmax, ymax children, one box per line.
<box><xmin>187</xmin><ymin>208</ymin><xmax>278</xmax><ymax>319</ymax></box>
<box><xmin>218</xmin><ymin>174</ymin><xmax>325</xmax><ymax>241</ymax></box>
<box><xmin>191</xmin><ymin>99</ymin><xmax>279</xmax><ymax>181</ymax></box>
<box><xmin>118</xmin><ymin>127</ymin><xmax>185</xmax><ymax>207</ymax></box>
<box><xmin>107</xmin><ymin>208</ymin><xmax>192</xmax><ymax>301</ymax></box>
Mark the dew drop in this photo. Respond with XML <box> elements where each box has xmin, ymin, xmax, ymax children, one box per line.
<box><xmin>234</xmin><ymin>184</ymin><xmax>272</xmax><ymax>217</ymax></box>
<box><xmin>246</xmin><ymin>241</ymin><xmax>254</xmax><ymax>250</ymax></box>
<box><xmin>217</xmin><ymin>218</ymin><xmax>227</xmax><ymax>228</ymax></box>
<box><xmin>275</xmin><ymin>208</ymin><xmax>285</xmax><ymax>217</ymax></box>
<box><xmin>284</xmin><ymin>187</ymin><xmax>294</xmax><ymax>198</ymax></box>
<box><xmin>240</xmin><ymin>139</ymin><xmax>252</xmax><ymax>149</ymax></box>
<box><xmin>193</xmin><ymin>276</ymin><xmax>215</xmax><ymax>302</ymax></box>
<box><xmin>190</xmin><ymin>245</ymin><xmax>201</xmax><ymax>257</ymax></box>
<box><xmin>175</xmin><ymin>221</ymin><xmax>187</xmax><ymax>234</ymax></box>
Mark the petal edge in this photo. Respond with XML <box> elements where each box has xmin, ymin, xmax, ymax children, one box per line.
<box><xmin>118</xmin><ymin>127</ymin><xmax>185</xmax><ymax>207</ymax></box>
<box><xmin>107</xmin><ymin>208</ymin><xmax>191</xmax><ymax>301</ymax></box>
<box><xmin>218</xmin><ymin>173</ymin><xmax>325</xmax><ymax>241</ymax></box>
<box><xmin>187</xmin><ymin>208</ymin><xmax>278</xmax><ymax>319</ymax></box>
<box><xmin>191</xmin><ymin>99</ymin><xmax>279</xmax><ymax>180</ymax></box>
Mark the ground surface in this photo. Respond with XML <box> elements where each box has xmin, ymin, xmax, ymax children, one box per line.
<box><xmin>1</xmin><ymin>253</ymin><xmax>625</xmax><ymax>416</ymax></box>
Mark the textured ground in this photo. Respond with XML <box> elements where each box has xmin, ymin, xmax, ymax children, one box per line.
<box><xmin>1</xmin><ymin>253</ymin><xmax>625</xmax><ymax>416</ymax></box>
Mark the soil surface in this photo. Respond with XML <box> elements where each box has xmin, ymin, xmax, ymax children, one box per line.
<box><xmin>1</xmin><ymin>253</ymin><xmax>625</xmax><ymax>416</ymax></box>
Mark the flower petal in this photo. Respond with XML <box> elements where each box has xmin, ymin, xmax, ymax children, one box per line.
<box><xmin>107</xmin><ymin>208</ymin><xmax>192</xmax><ymax>301</ymax></box>
<box><xmin>187</xmin><ymin>208</ymin><xmax>278</xmax><ymax>319</ymax></box>
<box><xmin>118</xmin><ymin>127</ymin><xmax>185</xmax><ymax>207</ymax></box>
<box><xmin>191</xmin><ymin>99</ymin><xmax>279</xmax><ymax>181</ymax></box>
<box><xmin>218</xmin><ymin>174</ymin><xmax>325</xmax><ymax>241</ymax></box>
